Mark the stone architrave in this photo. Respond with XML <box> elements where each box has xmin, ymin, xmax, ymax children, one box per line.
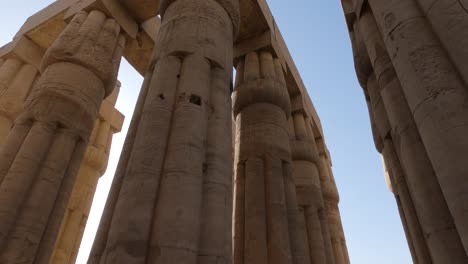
<box><xmin>88</xmin><ymin>0</ymin><xmax>240</xmax><ymax>263</ymax></box>
<box><xmin>0</xmin><ymin>10</ymin><xmax>125</xmax><ymax>263</ymax></box>
<box><xmin>50</xmin><ymin>83</ymin><xmax>124</xmax><ymax>264</ymax></box>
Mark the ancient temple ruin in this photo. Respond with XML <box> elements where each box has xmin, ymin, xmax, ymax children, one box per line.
<box><xmin>0</xmin><ymin>0</ymin><xmax>467</xmax><ymax>263</ymax></box>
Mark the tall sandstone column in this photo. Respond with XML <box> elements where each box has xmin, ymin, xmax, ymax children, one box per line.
<box><xmin>368</xmin><ymin>0</ymin><xmax>468</xmax><ymax>252</ymax></box>
<box><xmin>88</xmin><ymin>0</ymin><xmax>239</xmax><ymax>263</ymax></box>
<box><xmin>0</xmin><ymin>37</ymin><xmax>42</xmax><ymax>146</ymax></box>
<box><xmin>366</xmin><ymin>74</ymin><xmax>432</xmax><ymax>263</ymax></box>
<box><xmin>0</xmin><ymin>10</ymin><xmax>124</xmax><ymax>264</ymax></box>
<box><xmin>0</xmin><ymin>36</ymin><xmax>124</xmax><ymax>264</ymax></box>
<box><xmin>355</xmin><ymin>3</ymin><xmax>468</xmax><ymax>262</ymax></box>
<box><xmin>232</xmin><ymin>50</ymin><xmax>302</xmax><ymax>264</ymax></box>
<box><xmin>316</xmin><ymin>139</ymin><xmax>349</xmax><ymax>264</ymax></box>
<box><xmin>50</xmin><ymin>84</ymin><xmax>124</xmax><ymax>264</ymax></box>
<box><xmin>288</xmin><ymin>106</ymin><xmax>335</xmax><ymax>264</ymax></box>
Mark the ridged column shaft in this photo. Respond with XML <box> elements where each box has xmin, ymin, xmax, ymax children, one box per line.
<box><xmin>50</xmin><ymin>85</ymin><xmax>123</xmax><ymax>264</ymax></box>
<box><xmin>357</xmin><ymin>5</ymin><xmax>468</xmax><ymax>262</ymax></box>
<box><xmin>363</xmin><ymin>79</ymin><xmax>427</xmax><ymax>264</ymax></box>
<box><xmin>366</xmin><ymin>73</ymin><xmax>434</xmax><ymax>263</ymax></box>
<box><xmin>233</xmin><ymin>50</ymin><xmax>297</xmax><ymax>264</ymax></box>
<box><xmin>0</xmin><ymin>10</ymin><xmax>124</xmax><ymax>264</ymax></box>
<box><xmin>414</xmin><ymin>0</ymin><xmax>468</xmax><ymax>86</ymax></box>
<box><xmin>382</xmin><ymin>138</ymin><xmax>430</xmax><ymax>264</ymax></box>
<box><xmin>368</xmin><ymin>0</ymin><xmax>468</xmax><ymax>253</ymax></box>
<box><xmin>88</xmin><ymin>57</ymin><xmax>154</xmax><ymax>264</ymax></box>
<box><xmin>0</xmin><ymin>57</ymin><xmax>39</xmax><ymax>147</ymax></box>
<box><xmin>289</xmin><ymin>110</ymin><xmax>334</xmax><ymax>264</ymax></box>
<box><xmin>88</xmin><ymin>0</ymin><xmax>239</xmax><ymax>263</ymax></box>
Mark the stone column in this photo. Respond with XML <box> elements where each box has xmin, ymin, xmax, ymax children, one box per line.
<box><xmin>328</xmin><ymin>167</ymin><xmax>350</xmax><ymax>264</ymax></box>
<box><xmin>88</xmin><ymin>0</ymin><xmax>239</xmax><ymax>263</ymax></box>
<box><xmin>233</xmin><ymin>50</ymin><xmax>297</xmax><ymax>264</ymax></box>
<box><xmin>366</xmin><ymin>74</ymin><xmax>432</xmax><ymax>263</ymax></box>
<box><xmin>383</xmin><ymin>139</ymin><xmax>431</xmax><ymax>264</ymax></box>
<box><xmin>88</xmin><ymin>55</ymin><xmax>155</xmax><ymax>263</ymax></box>
<box><xmin>288</xmin><ymin>107</ymin><xmax>334</xmax><ymax>264</ymax></box>
<box><xmin>368</xmin><ymin>0</ymin><xmax>468</xmax><ymax>252</ymax></box>
<box><xmin>0</xmin><ymin>10</ymin><xmax>124</xmax><ymax>264</ymax></box>
<box><xmin>50</xmin><ymin>83</ymin><xmax>124</xmax><ymax>264</ymax></box>
<box><xmin>365</xmin><ymin>87</ymin><xmax>422</xmax><ymax>263</ymax></box>
<box><xmin>316</xmin><ymin>139</ymin><xmax>347</xmax><ymax>264</ymax></box>
<box><xmin>0</xmin><ymin>37</ymin><xmax>42</xmax><ymax>147</ymax></box>
<box><xmin>357</xmin><ymin>5</ymin><xmax>468</xmax><ymax>262</ymax></box>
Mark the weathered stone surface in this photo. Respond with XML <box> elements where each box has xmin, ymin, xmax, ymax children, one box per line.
<box><xmin>88</xmin><ymin>0</ymin><xmax>238</xmax><ymax>263</ymax></box>
<box><xmin>0</xmin><ymin>1</ymin><xmax>352</xmax><ymax>263</ymax></box>
<box><xmin>0</xmin><ymin>36</ymin><xmax>124</xmax><ymax>264</ymax></box>
<box><xmin>50</xmin><ymin>83</ymin><xmax>124</xmax><ymax>264</ymax></box>
<box><xmin>368</xmin><ymin>0</ymin><xmax>468</xmax><ymax>253</ymax></box>
<box><xmin>316</xmin><ymin>138</ymin><xmax>349</xmax><ymax>264</ymax></box>
<box><xmin>0</xmin><ymin>10</ymin><xmax>124</xmax><ymax>263</ymax></box>
<box><xmin>233</xmin><ymin>50</ymin><xmax>296</xmax><ymax>264</ymax></box>
<box><xmin>288</xmin><ymin>106</ymin><xmax>336</xmax><ymax>264</ymax></box>
<box><xmin>342</xmin><ymin>0</ymin><xmax>468</xmax><ymax>260</ymax></box>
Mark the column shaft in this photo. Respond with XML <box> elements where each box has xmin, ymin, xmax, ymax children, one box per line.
<box><xmin>88</xmin><ymin>59</ymin><xmax>154</xmax><ymax>263</ymax></box>
<box><xmin>358</xmin><ymin>5</ymin><xmax>468</xmax><ymax>261</ymax></box>
<box><xmin>415</xmin><ymin>0</ymin><xmax>468</xmax><ymax>86</ymax></box>
<box><xmin>290</xmin><ymin>109</ymin><xmax>334</xmax><ymax>264</ymax></box>
<box><xmin>305</xmin><ymin>207</ymin><xmax>327</xmax><ymax>263</ymax></box>
<box><xmin>233</xmin><ymin>50</ymin><xmax>296</xmax><ymax>264</ymax></box>
<box><xmin>89</xmin><ymin>0</ymin><xmax>239</xmax><ymax>263</ymax></box>
<box><xmin>0</xmin><ymin>57</ymin><xmax>39</xmax><ymax>147</ymax></box>
<box><xmin>368</xmin><ymin>0</ymin><xmax>468</xmax><ymax>252</ymax></box>
<box><xmin>50</xmin><ymin>85</ymin><xmax>123</xmax><ymax>264</ymax></box>
<box><xmin>317</xmin><ymin>139</ymin><xmax>348</xmax><ymax>264</ymax></box>
<box><xmin>382</xmin><ymin>138</ymin><xmax>430</xmax><ymax>263</ymax></box>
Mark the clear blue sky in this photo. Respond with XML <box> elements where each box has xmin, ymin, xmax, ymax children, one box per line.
<box><xmin>0</xmin><ymin>1</ymin><xmax>412</xmax><ymax>263</ymax></box>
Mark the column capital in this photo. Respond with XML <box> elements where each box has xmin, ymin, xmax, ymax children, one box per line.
<box><xmin>233</xmin><ymin>50</ymin><xmax>291</xmax><ymax>118</ymax></box>
<box><xmin>41</xmin><ymin>10</ymin><xmax>126</xmax><ymax>97</ymax></box>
